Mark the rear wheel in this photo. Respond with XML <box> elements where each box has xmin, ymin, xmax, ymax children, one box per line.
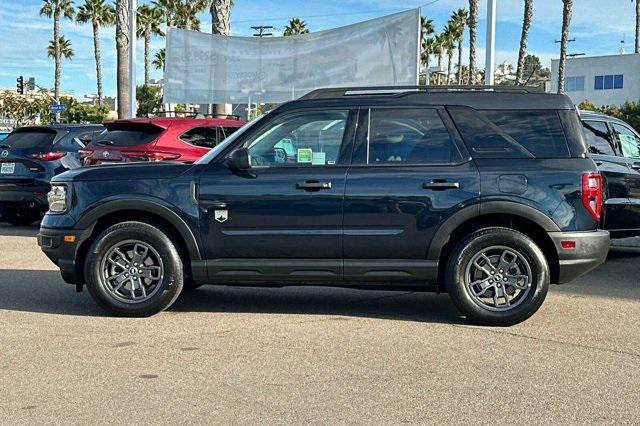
<box><xmin>84</xmin><ymin>221</ymin><xmax>184</xmax><ymax>317</ymax></box>
<box><xmin>445</xmin><ymin>227</ymin><xmax>549</xmax><ymax>326</ymax></box>
<box><xmin>3</xmin><ymin>209</ymin><xmax>41</xmax><ymax>226</ymax></box>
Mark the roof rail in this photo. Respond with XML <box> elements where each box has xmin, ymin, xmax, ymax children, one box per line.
<box><xmin>300</xmin><ymin>85</ymin><xmax>545</xmax><ymax>100</ymax></box>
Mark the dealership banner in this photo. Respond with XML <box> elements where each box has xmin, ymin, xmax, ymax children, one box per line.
<box><xmin>163</xmin><ymin>9</ymin><xmax>420</xmax><ymax>104</ymax></box>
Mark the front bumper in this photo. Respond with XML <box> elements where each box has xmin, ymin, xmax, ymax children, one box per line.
<box><xmin>38</xmin><ymin>227</ymin><xmax>88</xmax><ymax>284</ymax></box>
<box><xmin>549</xmin><ymin>230</ymin><xmax>610</xmax><ymax>284</ymax></box>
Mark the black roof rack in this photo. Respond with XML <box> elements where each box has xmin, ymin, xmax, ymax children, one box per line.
<box><xmin>300</xmin><ymin>85</ymin><xmax>545</xmax><ymax>100</ymax></box>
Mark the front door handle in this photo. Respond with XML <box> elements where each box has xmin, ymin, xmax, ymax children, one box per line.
<box><xmin>631</xmin><ymin>163</ymin><xmax>640</xmax><ymax>170</ymax></box>
<box><xmin>423</xmin><ymin>180</ymin><xmax>460</xmax><ymax>190</ymax></box>
<box><xmin>296</xmin><ymin>180</ymin><xmax>332</xmax><ymax>191</ymax></box>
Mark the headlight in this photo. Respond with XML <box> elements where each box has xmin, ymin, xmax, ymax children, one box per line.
<box><xmin>47</xmin><ymin>184</ymin><xmax>70</xmax><ymax>214</ymax></box>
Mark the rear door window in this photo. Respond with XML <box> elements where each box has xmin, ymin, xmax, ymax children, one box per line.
<box><xmin>612</xmin><ymin>123</ymin><xmax>640</xmax><ymax>159</ymax></box>
<box><xmin>449</xmin><ymin>108</ymin><xmax>570</xmax><ymax>158</ymax></box>
<box><xmin>354</xmin><ymin>108</ymin><xmax>461</xmax><ymax>165</ymax></box>
<box><xmin>2</xmin><ymin>129</ymin><xmax>56</xmax><ymax>149</ymax></box>
<box><xmin>582</xmin><ymin>120</ymin><xmax>615</xmax><ymax>156</ymax></box>
<box><xmin>92</xmin><ymin>123</ymin><xmax>162</xmax><ymax>147</ymax></box>
<box><xmin>180</xmin><ymin>127</ymin><xmax>219</xmax><ymax>148</ymax></box>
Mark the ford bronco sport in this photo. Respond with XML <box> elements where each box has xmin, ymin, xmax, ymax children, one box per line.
<box><xmin>38</xmin><ymin>86</ymin><xmax>610</xmax><ymax>325</ymax></box>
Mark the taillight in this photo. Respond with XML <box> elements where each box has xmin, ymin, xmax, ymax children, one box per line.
<box><xmin>582</xmin><ymin>172</ymin><xmax>603</xmax><ymax>222</ymax></box>
<box><xmin>31</xmin><ymin>152</ymin><xmax>65</xmax><ymax>161</ymax></box>
<box><xmin>121</xmin><ymin>150</ymin><xmax>181</xmax><ymax>162</ymax></box>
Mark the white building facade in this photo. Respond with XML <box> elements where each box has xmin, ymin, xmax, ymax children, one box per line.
<box><xmin>551</xmin><ymin>53</ymin><xmax>640</xmax><ymax>106</ymax></box>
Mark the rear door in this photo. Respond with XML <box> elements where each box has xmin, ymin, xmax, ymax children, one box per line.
<box><xmin>342</xmin><ymin>107</ymin><xmax>479</xmax><ymax>282</ymax></box>
<box><xmin>581</xmin><ymin>119</ymin><xmax>634</xmax><ymax>233</ymax></box>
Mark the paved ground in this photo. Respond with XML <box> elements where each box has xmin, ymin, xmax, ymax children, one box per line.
<box><xmin>0</xmin><ymin>223</ymin><xmax>639</xmax><ymax>424</ymax></box>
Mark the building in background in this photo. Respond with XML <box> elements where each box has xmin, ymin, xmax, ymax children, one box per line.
<box><xmin>551</xmin><ymin>54</ymin><xmax>640</xmax><ymax>106</ymax></box>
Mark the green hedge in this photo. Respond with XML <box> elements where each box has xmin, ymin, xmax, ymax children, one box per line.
<box><xmin>578</xmin><ymin>100</ymin><xmax>640</xmax><ymax>132</ymax></box>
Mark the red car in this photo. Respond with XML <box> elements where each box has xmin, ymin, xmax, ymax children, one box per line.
<box><xmin>80</xmin><ymin>117</ymin><xmax>244</xmax><ymax>165</ymax></box>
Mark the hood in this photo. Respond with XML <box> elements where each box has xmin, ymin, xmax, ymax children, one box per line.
<box><xmin>52</xmin><ymin>161</ymin><xmax>196</xmax><ymax>183</ymax></box>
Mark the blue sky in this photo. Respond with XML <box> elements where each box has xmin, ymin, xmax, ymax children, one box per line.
<box><xmin>0</xmin><ymin>0</ymin><xmax>637</xmax><ymax>98</ymax></box>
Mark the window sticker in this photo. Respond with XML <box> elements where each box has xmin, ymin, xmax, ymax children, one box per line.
<box><xmin>312</xmin><ymin>152</ymin><xmax>326</xmax><ymax>165</ymax></box>
<box><xmin>297</xmin><ymin>148</ymin><xmax>313</xmax><ymax>163</ymax></box>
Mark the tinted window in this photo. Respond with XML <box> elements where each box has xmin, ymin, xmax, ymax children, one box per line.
<box><xmin>91</xmin><ymin>123</ymin><xmax>162</xmax><ymax>147</ymax></box>
<box><xmin>355</xmin><ymin>108</ymin><xmax>459</xmax><ymax>165</ymax></box>
<box><xmin>241</xmin><ymin>110</ymin><xmax>349</xmax><ymax>167</ymax></box>
<box><xmin>181</xmin><ymin>127</ymin><xmax>218</xmax><ymax>148</ymax></box>
<box><xmin>582</xmin><ymin>120</ymin><xmax>615</xmax><ymax>156</ymax></box>
<box><xmin>612</xmin><ymin>123</ymin><xmax>640</xmax><ymax>158</ymax></box>
<box><xmin>2</xmin><ymin>129</ymin><xmax>56</xmax><ymax>149</ymax></box>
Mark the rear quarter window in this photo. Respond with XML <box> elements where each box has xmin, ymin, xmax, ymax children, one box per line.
<box><xmin>2</xmin><ymin>129</ymin><xmax>56</xmax><ymax>149</ymax></box>
<box><xmin>91</xmin><ymin>123</ymin><xmax>163</xmax><ymax>147</ymax></box>
<box><xmin>449</xmin><ymin>107</ymin><xmax>571</xmax><ymax>158</ymax></box>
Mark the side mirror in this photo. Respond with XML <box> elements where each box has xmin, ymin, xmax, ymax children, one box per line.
<box><xmin>227</xmin><ymin>148</ymin><xmax>251</xmax><ymax>170</ymax></box>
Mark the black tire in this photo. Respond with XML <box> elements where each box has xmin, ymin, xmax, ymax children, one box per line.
<box><xmin>84</xmin><ymin>221</ymin><xmax>184</xmax><ymax>317</ymax></box>
<box><xmin>445</xmin><ymin>227</ymin><xmax>549</xmax><ymax>326</ymax></box>
<box><xmin>4</xmin><ymin>209</ymin><xmax>41</xmax><ymax>226</ymax></box>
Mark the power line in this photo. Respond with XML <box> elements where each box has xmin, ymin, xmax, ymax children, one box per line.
<box><xmin>231</xmin><ymin>0</ymin><xmax>442</xmax><ymax>25</ymax></box>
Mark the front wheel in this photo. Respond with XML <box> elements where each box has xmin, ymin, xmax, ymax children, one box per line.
<box><xmin>445</xmin><ymin>227</ymin><xmax>549</xmax><ymax>326</ymax></box>
<box><xmin>84</xmin><ymin>221</ymin><xmax>184</xmax><ymax>317</ymax></box>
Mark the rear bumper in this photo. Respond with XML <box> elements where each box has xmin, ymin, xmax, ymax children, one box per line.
<box><xmin>38</xmin><ymin>227</ymin><xmax>86</xmax><ymax>284</ymax></box>
<box><xmin>0</xmin><ymin>187</ymin><xmax>48</xmax><ymax>211</ymax></box>
<box><xmin>548</xmin><ymin>230</ymin><xmax>610</xmax><ymax>284</ymax></box>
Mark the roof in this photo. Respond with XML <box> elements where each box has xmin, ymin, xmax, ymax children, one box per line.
<box><xmin>12</xmin><ymin>124</ymin><xmax>103</xmax><ymax>133</ymax></box>
<box><xmin>296</xmin><ymin>86</ymin><xmax>575</xmax><ymax>110</ymax></box>
<box><xmin>105</xmin><ymin>117</ymin><xmax>244</xmax><ymax>129</ymax></box>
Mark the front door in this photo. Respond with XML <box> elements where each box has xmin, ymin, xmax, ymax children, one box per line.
<box><xmin>198</xmin><ymin>108</ymin><xmax>356</xmax><ymax>282</ymax></box>
<box><xmin>342</xmin><ymin>107</ymin><xmax>480</xmax><ymax>282</ymax></box>
<box><xmin>610</xmin><ymin>122</ymin><xmax>640</xmax><ymax>234</ymax></box>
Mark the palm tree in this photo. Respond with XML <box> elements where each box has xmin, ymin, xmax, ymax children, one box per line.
<box><xmin>442</xmin><ymin>26</ymin><xmax>456</xmax><ymax>85</ymax></box>
<box><xmin>153</xmin><ymin>48</ymin><xmax>166</xmax><ymax>71</ymax></box>
<box><xmin>557</xmin><ymin>0</ymin><xmax>573</xmax><ymax>94</ymax></box>
<box><xmin>210</xmin><ymin>0</ymin><xmax>233</xmax><ymax>116</ymax></box>
<box><xmin>173</xmin><ymin>0</ymin><xmax>207</xmax><ymax>30</ymax></box>
<box><xmin>76</xmin><ymin>0</ymin><xmax>115</xmax><ymax>104</ymax></box>
<box><xmin>283</xmin><ymin>17</ymin><xmax>309</xmax><ymax>36</ymax></box>
<box><xmin>210</xmin><ymin>0</ymin><xmax>233</xmax><ymax>35</ymax></box>
<box><xmin>47</xmin><ymin>36</ymin><xmax>74</xmax><ymax>60</ymax></box>
<box><xmin>115</xmin><ymin>0</ymin><xmax>129</xmax><ymax>118</ymax></box>
<box><xmin>39</xmin><ymin>0</ymin><xmax>75</xmax><ymax>105</ymax></box>
<box><xmin>635</xmin><ymin>0</ymin><xmax>640</xmax><ymax>53</ymax></box>
<box><xmin>431</xmin><ymin>34</ymin><xmax>444</xmax><ymax>84</ymax></box>
<box><xmin>515</xmin><ymin>0</ymin><xmax>534</xmax><ymax>84</ymax></box>
<box><xmin>420</xmin><ymin>17</ymin><xmax>435</xmax><ymax>76</ymax></box>
<box><xmin>137</xmin><ymin>4</ymin><xmax>164</xmax><ymax>85</ymax></box>
<box><xmin>451</xmin><ymin>9</ymin><xmax>469</xmax><ymax>85</ymax></box>
<box><xmin>468</xmin><ymin>0</ymin><xmax>478</xmax><ymax>85</ymax></box>
<box><xmin>153</xmin><ymin>0</ymin><xmax>178</xmax><ymax>27</ymax></box>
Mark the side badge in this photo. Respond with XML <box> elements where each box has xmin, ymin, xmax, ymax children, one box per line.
<box><xmin>214</xmin><ymin>210</ymin><xmax>228</xmax><ymax>223</ymax></box>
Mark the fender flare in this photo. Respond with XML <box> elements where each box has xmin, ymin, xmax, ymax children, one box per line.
<box><xmin>76</xmin><ymin>198</ymin><xmax>202</xmax><ymax>261</ymax></box>
<box><xmin>426</xmin><ymin>201</ymin><xmax>560</xmax><ymax>260</ymax></box>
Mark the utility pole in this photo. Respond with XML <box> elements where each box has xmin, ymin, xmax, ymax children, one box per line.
<box><xmin>248</xmin><ymin>25</ymin><xmax>273</xmax><ymax>118</ymax></box>
<box><xmin>251</xmin><ymin>25</ymin><xmax>273</xmax><ymax>38</ymax></box>
<box><xmin>128</xmin><ymin>0</ymin><xmax>137</xmax><ymax>118</ymax></box>
<box><xmin>484</xmin><ymin>0</ymin><xmax>497</xmax><ymax>85</ymax></box>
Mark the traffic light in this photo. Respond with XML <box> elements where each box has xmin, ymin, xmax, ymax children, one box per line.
<box><xmin>16</xmin><ymin>76</ymin><xmax>24</xmax><ymax>95</ymax></box>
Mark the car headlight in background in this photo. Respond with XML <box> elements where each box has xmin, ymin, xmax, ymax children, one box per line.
<box><xmin>47</xmin><ymin>184</ymin><xmax>70</xmax><ymax>214</ymax></box>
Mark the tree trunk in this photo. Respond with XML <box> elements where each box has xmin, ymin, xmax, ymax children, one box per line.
<box><xmin>92</xmin><ymin>21</ymin><xmax>103</xmax><ymax>105</ymax></box>
<box><xmin>144</xmin><ymin>35</ymin><xmax>150</xmax><ymax>85</ymax></box>
<box><xmin>116</xmin><ymin>0</ymin><xmax>130</xmax><ymax>118</ymax></box>
<box><xmin>447</xmin><ymin>52</ymin><xmax>453</xmax><ymax>85</ymax></box>
<box><xmin>457</xmin><ymin>40</ymin><xmax>463</xmax><ymax>84</ymax></box>
<box><xmin>516</xmin><ymin>0</ymin><xmax>534</xmax><ymax>84</ymax></box>
<box><xmin>468</xmin><ymin>0</ymin><xmax>478</xmax><ymax>84</ymax></box>
<box><xmin>211</xmin><ymin>0</ymin><xmax>232</xmax><ymax>116</ymax></box>
<box><xmin>636</xmin><ymin>0</ymin><xmax>640</xmax><ymax>54</ymax></box>
<box><xmin>558</xmin><ymin>0</ymin><xmax>573</xmax><ymax>94</ymax></box>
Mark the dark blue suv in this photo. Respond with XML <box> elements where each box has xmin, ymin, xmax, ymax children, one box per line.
<box><xmin>38</xmin><ymin>87</ymin><xmax>610</xmax><ymax>325</ymax></box>
<box><xmin>0</xmin><ymin>124</ymin><xmax>103</xmax><ymax>225</ymax></box>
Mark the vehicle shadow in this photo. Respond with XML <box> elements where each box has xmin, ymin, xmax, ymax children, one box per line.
<box><xmin>0</xmin><ymin>268</ymin><xmax>465</xmax><ymax>324</ymax></box>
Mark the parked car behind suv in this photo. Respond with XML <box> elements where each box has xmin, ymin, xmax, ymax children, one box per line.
<box><xmin>81</xmin><ymin>117</ymin><xmax>244</xmax><ymax>165</ymax></box>
<box><xmin>0</xmin><ymin>124</ymin><xmax>103</xmax><ymax>225</ymax></box>
<box><xmin>38</xmin><ymin>87</ymin><xmax>609</xmax><ymax>325</ymax></box>
<box><xmin>580</xmin><ymin>111</ymin><xmax>640</xmax><ymax>238</ymax></box>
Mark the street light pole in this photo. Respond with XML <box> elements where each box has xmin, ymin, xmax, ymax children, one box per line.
<box><xmin>484</xmin><ymin>0</ymin><xmax>496</xmax><ymax>85</ymax></box>
<box><xmin>128</xmin><ymin>0</ymin><xmax>137</xmax><ymax>118</ymax></box>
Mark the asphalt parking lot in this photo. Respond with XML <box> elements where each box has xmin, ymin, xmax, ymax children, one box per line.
<box><xmin>0</xmin><ymin>222</ymin><xmax>639</xmax><ymax>424</ymax></box>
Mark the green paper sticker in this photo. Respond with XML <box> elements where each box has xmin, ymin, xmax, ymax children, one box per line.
<box><xmin>297</xmin><ymin>148</ymin><xmax>313</xmax><ymax>163</ymax></box>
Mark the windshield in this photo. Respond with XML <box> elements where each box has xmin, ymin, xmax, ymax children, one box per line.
<box><xmin>195</xmin><ymin>114</ymin><xmax>268</xmax><ymax>164</ymax></box>
<box><xmin>91</xmin><ymin>123</ymin><xmax>163</xmax><ymax>147</ymax></box>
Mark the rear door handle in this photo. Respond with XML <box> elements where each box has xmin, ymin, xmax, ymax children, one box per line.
<box><xmin>296</xmin><ymin>180</ymin><xmax>332</xmax><ymax>191</ymax></box>
<box><xmin>423</xmin><ymin>180</ymin><xmax>460</xmax><ymax>190</ymax></box>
